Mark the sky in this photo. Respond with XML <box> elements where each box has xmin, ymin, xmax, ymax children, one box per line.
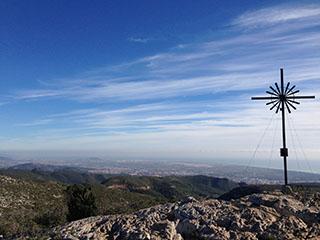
<box><xmin>1</xmin><ymin>0</ymin><xmax>320</xmax><ymax>171</ymax></box>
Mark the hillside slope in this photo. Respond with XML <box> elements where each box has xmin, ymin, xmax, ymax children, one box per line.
<box><xmin>0</xmin><ymin>175</ymin><xmax>67</xmax><ymax>237</ymax></box>
<box><xmin>0</xmin><ymin>173</ymin><xmax>239</xmax><ymax>238</ymax></box>
<box><xmin>102</xmin><ymin>175</ymin><xmax>239</xmax><ymax>200</ymax></box>
<box><xmin>55</xmin><ymin>190</ymin><xmax>320</xmax><ymax>240</ymax></box>
<box><xmin>0</xmin><ymin>167</ymin><xmax>109</xmax><ymax>185</ymax></box>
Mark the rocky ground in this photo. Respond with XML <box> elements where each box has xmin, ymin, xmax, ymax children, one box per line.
<box><xmin>54</xmin><ymin>190</ymin><xmax>320</xmax><ymax>240</ymax></box>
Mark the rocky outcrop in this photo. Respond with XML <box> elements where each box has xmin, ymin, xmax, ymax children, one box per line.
<box><xmin>54</xmin><ymin>191</ymin><xmax>320</xmax><ymax>240</ymax></box>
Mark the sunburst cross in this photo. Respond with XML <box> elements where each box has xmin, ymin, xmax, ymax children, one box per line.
<box><xmin>251</xmin><ymin>68</ymin><xmax>315</xmax><ymax>185</ymax></box>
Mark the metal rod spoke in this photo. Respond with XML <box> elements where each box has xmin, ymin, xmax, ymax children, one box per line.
<box><xmin>270</xmin><ymin>86</ymin><xmax>280</xmax><ymax>94</ymax></box>
<box><xmin>275</xmin><ymin>102</ymin><xmax>281</xmax><ymax>113</ymax></box>
<box><xmin>286</xmin><ymin>85</ymin><xmax>296</xmax><ymax>95</ymax></box>
<box><xmin>285</xmin><ymin>101</ymin><xmax>292</xmax><ymax>113</ymax></box>
<box><xmin>270</xmin><ymin>101</ymin><xmax>280</xmax><ymax>111</ymax></box>
<box><xmin>266</xmin><ymin>91</ymin><xmax>278</xmax><ymax>96</ymax></box>
<box><xmin>287</xmin><ymin>90</ymin><xmax>300</xmax><ymax>96</ymax></box>
<box><xmin>286</xmin><ymin>100</ymin><xmax>297</xmax><ymax>110</ymax></box>
<box><xmin>252</xmin><ymin>96</ymin><xmax>278</xmax><ymax>100</ymax></box>
<box><xmin>284</xmin><ymin>82</ymin><xmax>290</xmax><ymax>94</ymax></box>
<box><xmin>286</xmin><ymin>96</ymin><xmax>315</xmax><ymax>99</ymax></box>
<box><xmin>266</xmin><ymin>99</ymin><xmax>279</xmax><ymax>105</ymax></box>
<box><xmin>275</xmin><ymin>82</ymin><xmax>281</xmax><ymax>94</ymax></box>
<box><xmin>287</xmin><ymin>99</ymin><xmax>300</xmax><ymax>105</ymax></box>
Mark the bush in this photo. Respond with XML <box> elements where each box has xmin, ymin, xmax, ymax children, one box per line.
<box><xmin>35</xmin><ymin>209</ymin><xmax>66</xmax><ymax>227</ymax></box>
<box><xmin>66</xmin><ymin>184</ymin><xmax>97</xmax><ymax>221</ymax></box>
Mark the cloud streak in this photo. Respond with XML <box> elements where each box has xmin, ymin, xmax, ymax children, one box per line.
<box><xmin>14</xmin><ymin>4</ymin><xmax>320</xmax><ymax>104</ymax></box>
<box><xmin>128</xmin><ymin>37</ymin><xmax>151</xmax><ymax>43</ymax></box>
<box><xmin>232</xmin><ymin>4</ymin><xmax>320</xmax><ymax>28</ymax></box>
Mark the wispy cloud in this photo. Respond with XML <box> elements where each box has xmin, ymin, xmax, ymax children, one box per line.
<box><xmin>233</xmin><ymin>4</ymin><xmax>320</xmax><ymax>29</ymax></box>
<box><xmin>0</xmin><ymin>102</ymin><xmax>8</xmax><ymax>107</ymax></box>
<box><xmin>128</xmin><ymin>37</ymin><xmax>151</xmax><ymax>43</ymax></box>
<box><xmin>16</xmin><ymin>119</ymin><xmax>54</xmax><ymax>127</ymax></box>
<box><xmin>12</xmin><ymin>4</ymin><xmax>320</xmax><ymax>104</ymax></box>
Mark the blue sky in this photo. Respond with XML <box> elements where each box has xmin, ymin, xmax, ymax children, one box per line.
<box><xmin>1</xmin><ymin>1</ymin><xmax>320</xmax><ymax>171</ymax></box>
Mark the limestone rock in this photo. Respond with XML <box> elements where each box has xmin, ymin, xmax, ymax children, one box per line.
<box><xmin>53</xmin><ymin>191</ymin><xmax>320</xmax><ymax>240</ymax></box>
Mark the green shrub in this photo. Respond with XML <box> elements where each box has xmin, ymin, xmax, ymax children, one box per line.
<box><xmin>66</xmin><ymin>184</ymin><xmax>97</xmax><ymax>221</ymax></box>
<box><xmin>34</xmin><ymin>209</ymin><xmax>66</xmax><ymax>227</ymax></box>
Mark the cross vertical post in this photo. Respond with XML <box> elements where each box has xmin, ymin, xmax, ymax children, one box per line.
<box><xmin>251</xmin><ymin>68</ymin><xmax>315</xmax><ymax>185</ymax></box>
<box><xmin>280</xmin><ymin>69</ymin><xmax>288</xmax><ymax>185</ymax></box>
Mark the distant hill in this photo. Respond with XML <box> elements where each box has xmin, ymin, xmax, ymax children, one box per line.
<box><xmin>219</xmin><ymin>183</ymin><xmax>320</xmax><ymax>201</ymax></box>
<box><xmin>1</xmin><ymin>164</ymin><xmax>240</xmax><ymax>200</ymax></box>
<box><xmin>8</xmin><ymin>162</ymin><xmax>88</xmax><ymax>173</ymax></box>
<box><xmin>2</xmin><ymin>164</ymin><xmax>107</xmax><ymax>185</ymax></box>
<box><xmin>4</xmin><ymin>161</ymin><xmax>320</xmax><ymax>184</ymax></box>
<box><xmin>0</xmin><ymin>156</ymin><xmax>12</xmax><ymax>161</ymax></box>
<box><xmin>102</xmin><ymin>175</ymin><xmax>239</xmax><ymax>200</ymax></box>
<box><xmin>0</xmin><ymin>156</ymin><xmax>15</xmax><ymax>168</ymax></box>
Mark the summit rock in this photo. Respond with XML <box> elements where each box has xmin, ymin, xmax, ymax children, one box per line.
<box><xmin>54</xmin><ymin>190</ymin><xmax>320</xmax><ymax>240</ymax></box>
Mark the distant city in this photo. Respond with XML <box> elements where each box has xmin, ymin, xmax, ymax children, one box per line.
<box><xmin>1</xmin><ymin>154</ymin><xmax>319</xmax><ymax>185</ymax></box>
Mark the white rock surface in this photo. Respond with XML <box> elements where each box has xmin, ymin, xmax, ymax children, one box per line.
<box><xmin>54</xmin><ymin>191</ymin><xmax>320</xmax><ymax>240</ymax></box>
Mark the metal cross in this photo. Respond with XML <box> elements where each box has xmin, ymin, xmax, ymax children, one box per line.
<box><xmin>251</xmin><ymin>68</ymin><xmax>315</xmax><ymax>185</ymax></box>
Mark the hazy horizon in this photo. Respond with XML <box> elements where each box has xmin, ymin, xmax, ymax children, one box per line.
<box><xmin>1</xmin><ymin>149</ymin><xmax>320</xmax><ymax>174</ymax></box>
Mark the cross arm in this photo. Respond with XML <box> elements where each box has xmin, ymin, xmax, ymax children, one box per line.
<box><xmin>286</xmin><ymin>96</ymin><xmax>315</xmax><ymax>99</ymax></box>
<box><xmin>251</xmin><ymin>96</ymin><xmax>278</xmax><ymax>100</ymax></box>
